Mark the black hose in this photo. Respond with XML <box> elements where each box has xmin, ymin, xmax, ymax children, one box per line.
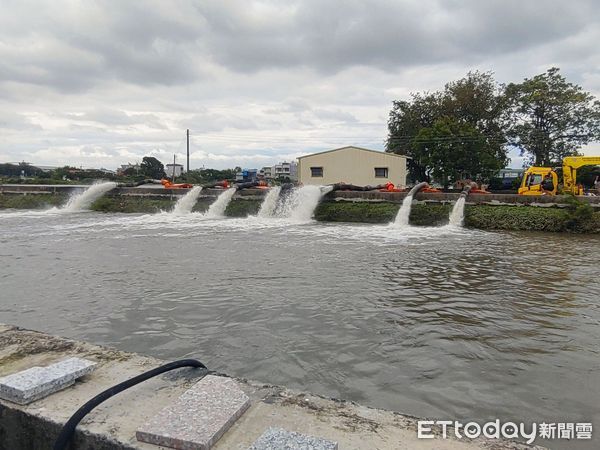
<box><xmin>53</xmin><ymin>358</ymin><xmax>207</xmax><ymax>450</ymax></box>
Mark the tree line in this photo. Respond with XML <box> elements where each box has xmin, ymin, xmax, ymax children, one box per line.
<box><xmin>0</xmin><ymin>156</ymin><xmax>238</xmax><ymax>184</ymax></box>
<box><xmin>386</xmin><ymin>68</ymin><xmax>600</xmax><ymax>187</ymax></box>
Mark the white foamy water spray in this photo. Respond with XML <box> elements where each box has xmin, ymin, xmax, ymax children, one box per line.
<box><xmin>278</xmin><ymin>185</ymin><xmax>332</xmax><ymax>222</ymax></box>
<box><xmin>257</xmin><ymin>186</ymin><xmax>282</xmax><ymax>218</ymax></box>
<box><xmin>62</xmin><ymin>182</ymin><xmax>117</xmax><ymax>212</ymax></box>
<box><xmin>393</xmin><ymin>194</ymin><xmax>414</xmax><ymax>227</ymax></box>
<box><xmin>205</xmin><ymin>188</ymin><xmax>236</xmax><ymax>218</ymax></box>
<box><xmin>391</xmin><ymin>182</ymin><xmax>428</xmax><ymax>228</ymax></box>
<box><xmin>172</xmin><ymin>186</ymin><xmax>203</xmax><ymax>215</ymax></box>
<box><xmin>448</xmin><ymin>196</ymin><xmax>466</xmax><ymax>227</ymax></box>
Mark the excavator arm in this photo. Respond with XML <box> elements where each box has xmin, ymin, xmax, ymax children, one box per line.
<box><xmin>562</xmin><ymin>156</ymin><xmax>600</xmax><ymax>195</ymax></box>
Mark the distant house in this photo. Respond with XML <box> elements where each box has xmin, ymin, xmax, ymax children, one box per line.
<box><xmin>273</xmin><ymin>161</ymin><xmax>297</xmax><ymax>180</ymax></box>
<box><xmin>117</xmin><ymin>163</ymin><xmax>141</xmax><ymax>176</ymax></box>
<box><xmin>297</xmin><ymin>146</ymin><xmax>408</xmax><ymax>187</ymax></box>
<box><xmin>258</xmin><ymin>161</ymin><xmax>298</xmax><ymax>181</ymax></box>
<box><xmin>165</xmin><ymin>163</ymin><xmax>184</xmax><ymax>178</ymax></box>
<box><xmin>259</xmin><ymin>166</ymin><xmax>273</xmax><ymax>179</ymax></box>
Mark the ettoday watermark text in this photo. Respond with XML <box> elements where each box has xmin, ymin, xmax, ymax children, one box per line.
<box><xmin>417</xmin><ymin>420</ymin><xmax>592</xmax><ymax>444</ymax></box>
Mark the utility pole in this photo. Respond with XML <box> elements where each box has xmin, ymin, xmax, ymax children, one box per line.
<box><xmin>186</xmin><ymin>129</ymin><xmax>190</xmax><ymax>173</ymax></box>
<box><xmin>173</xmin><ymin>154</ymin><xmax>176</xmax><ymax>183</ymax></box>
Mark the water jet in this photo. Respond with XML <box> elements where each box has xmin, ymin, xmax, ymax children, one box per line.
<box><xmin>257</xmin><ymin>186</ymin><xmax>282</xmax><ymax>218</ymax></box>
<box><xmin>448</xmin><ymin>185</ymin><xmax>472</xmax><ymax>227</ymax></box>
<box><xmin>62</xmin><ymin>182</ymin><xmax>117</xmax><ymax>212</ymax></box>
<box><xmin>392</xmin><ymin>181</ymin><xmax>428</xmax><ymax>227</ymax></box>
<box><xmin>172</xmin><ymin>186</ymin><xmax>203</xmax><ymax>215</ymax></box>
<box><xmin>205</xmin><ymin>187</ymin><xmax>237</xmax><ymax>218</ymax></box>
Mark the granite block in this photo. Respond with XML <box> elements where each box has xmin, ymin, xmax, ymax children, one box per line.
<box><xmin>136</xmin><ymin>374</ymin><xmax>250</xmax><ymax>450</ymax></box>
<box><xmin>0</xmin><ymin>357</ymin><xmax>97</xmax><ymax>404</ymax></box>
<box><xmin>248</xmin><ymin>427</ymin><xmax>338</xmax><ymax>450</ymax></box>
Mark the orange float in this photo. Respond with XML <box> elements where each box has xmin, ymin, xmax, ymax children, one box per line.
<box><xmin>378</xmin><ymin>182</ymin><xmax>404</xmax><ymax>193</ymax></box>
<box><xmin>160</xmin><ymin>179</ymin><xmax>194</xmax><ymax>189</ymax></box>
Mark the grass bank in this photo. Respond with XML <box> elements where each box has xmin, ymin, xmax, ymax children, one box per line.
<box><xmin>90</xmin><ymin>195</ymin><xmax>262</xmax><ymax>216</ymax></box>
<box><xmin>0</xmin><ymin>193</ymin><xmax>67</xmax><ymax>209</ymax></box>
<box><xmin>314</xmin><ymin>200</ymin><xmax>600</xmax><ymax>233</ymax></box>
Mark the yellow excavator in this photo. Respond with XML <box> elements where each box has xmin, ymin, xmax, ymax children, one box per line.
<box><xmin>518</xmin><ymin>156</ymin><xmax>600</xmax><ymax>195</ymax></box>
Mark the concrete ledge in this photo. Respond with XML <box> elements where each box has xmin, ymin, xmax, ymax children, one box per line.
<box><xmin>3</xmin><ymin>184</ymin><xmax>599</xmax><ymax>207</ymax></box>
<box><xmin>0</xmin><ymin>325</ymin><xmax>543</xmax><ymax>450</ymax></box>
<box><xmin>330</xmin><ymin>190</ymin><xmax>600</xmax><ymax>206</ymax></box>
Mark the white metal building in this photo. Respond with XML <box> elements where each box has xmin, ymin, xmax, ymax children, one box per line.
<box><xmin>297</xmin><ymin>146</ymin><xmax>408</xmax><ymax>187</ymax></box>
<box><xmin>165</xmin><ymin>163</ymin><xmax>184</xmax><ymax>177</ymax></box>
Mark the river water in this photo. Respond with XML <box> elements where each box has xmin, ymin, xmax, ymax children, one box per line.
<box><xmin>1</xmin><ymin>210</ymin><xmax>599</xmax><ymax>431</ymax></box>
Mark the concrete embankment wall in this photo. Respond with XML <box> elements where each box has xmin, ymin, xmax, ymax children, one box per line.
<box><xmin>0</xmin><ymin>325</ymin><xmax>531</xmax><ymax>450</ymax></box>
<box><xmin>1</xmin><ymin>184</ymin><xmax>600</xmax><ymax>233</ymax></box>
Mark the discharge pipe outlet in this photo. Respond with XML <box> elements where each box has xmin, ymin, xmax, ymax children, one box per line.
<box><xmin>329</xmin><ymin>183</ymin><xmax>390</xmax><ymax>192</ymax></box>
<box><xmin>117</xmin><ymin>179</ymin><xmax>161</xmax><ymax>188</ymax></box>
<box><xmin>460</xmin><ymin>185</ymin><xmax>473</xmax><ymax>197</ymax></box>
<box><xmin>407</xmin><ymin>181</ymin><xmax>429</xmax><ymax>197</ymax></box>
<box><xmin>234</xmin><ymin>180</ymin><xmax>262</xmax><ymax>190</ymax></box>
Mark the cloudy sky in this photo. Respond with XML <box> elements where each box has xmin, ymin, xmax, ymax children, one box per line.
<box><xmin>1</xmin><ymin>0</ymin><xmax>599</xmax><ymax>170</ymax></box>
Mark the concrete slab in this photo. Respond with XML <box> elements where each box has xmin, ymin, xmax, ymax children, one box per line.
<box><xmin>136</xmin><ymin>374</ymin><xmax>251</xmax><ymax>450</ymax></box>
<box><xmin>0</xmin><ymin>356</ymin><xmax>96</xmax><ymax>404</ymax></box>
<box><xmin>248</xmin><ymin>427</ymin><xmax>338</xmax><ymax>450</ymax></box>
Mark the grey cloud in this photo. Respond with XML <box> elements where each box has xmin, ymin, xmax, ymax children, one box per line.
<box><xmin>2</xmin><ymin>0</ymin><xmax>597</xmax><ymax>94</ymax></box>
<box><xmin>180</xmin><ymin>111</ymin><xmax>261</xmax><ymax>133</ymax></box>
<box><xmin>313</xmin><ymin>109</ymin><xmax>358</xmax><ymax>124</ymax></box>
<box><xmin>196</xmin><ymin>0</ymin><xmax>598</xmax><ymax>73</ymax></box>
<box><xmin>79</xmin><ymin>145</ymin><xmax>119</xmax><ymax>157</ymax></box>
<box><xmin>0</xmin><ymin>112</ymin><xmax>42</xmax><ymax>131</ymax></box>
<box><xmin>0</xmin><ymin>1</ymin><xmax>206</xmax><ymax>92</ymax></box>
<box><xmin>65</xmin><ymin>108</ymin><xmax>167</xmax><ymax>129</ymax></box>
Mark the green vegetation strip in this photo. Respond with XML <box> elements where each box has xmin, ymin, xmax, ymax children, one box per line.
<box><xmin>315</xmin><ymin>200</ymin><xmax>600</xmax><ymax>233</ymax></box>
<box><xmin>0</xmin><ymin>193</ymin><xmax>67</xmax><ymax>209</ymax></box>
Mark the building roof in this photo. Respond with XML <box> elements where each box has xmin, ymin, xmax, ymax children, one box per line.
<box><xmin>297</xmin><ymin>146</ymin><xmax>408</xmax><ymax>159</ymax></box>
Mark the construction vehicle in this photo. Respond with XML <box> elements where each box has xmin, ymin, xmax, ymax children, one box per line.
<box><xmin>518</xmin><ymin>156</ymin><xmax>600</xmax><ymax>196</ymax></box>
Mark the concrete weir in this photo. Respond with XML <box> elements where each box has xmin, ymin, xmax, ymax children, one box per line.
<box><xmin>2</xmin><ymin>183</ymin><xmax>600</xmax><ymax>207</ymax></box>
<box><xmin>0</xmin><ymin>325</ymin><xmax>541</xmax><ymax>450</ymax></box>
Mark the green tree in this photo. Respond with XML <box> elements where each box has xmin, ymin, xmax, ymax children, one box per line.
<box><xmin>179</xmin><ymin>168</ymin><xmax>237</xmax><ymax>184</ymax></box>
<box><xmin>140</xmin><ymin>156</ymin><xmax>165</xmax><ymax>179</ymax></box>
<box><xmin>386</xmin><ymin>71</ymin><xmax>508</xmax><ymax>184</ymax></box>
<box><xmin>386</xmin><ymin>92</ymin><xmax>442</xmax><ymax>182</ymax></box>
<box><xmin>51</xmin><ymin>166</ymin><xmax>77</xmax><ymax>180</ymax></box>
<box><xmin>0</xmin><ymin>163</ymin><xmax>44</xmax><ymax>177</ymax></box>
<box><xmin>412</xmin><ymin>117</ymin><xmax>505</xmax><ymax>188</ymax></box>
<box><xmin>505</xmin><ymin>67</ymin><xmax>600</xmax><ymax>166</ymax></box>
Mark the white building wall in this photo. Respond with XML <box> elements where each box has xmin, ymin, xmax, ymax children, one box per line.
<box><xmin>165</xmin><ymin>164</ymin><xmax>184</xmax><ymax>177</ymax></box>
<box><xmin>298</xmin><ymin>147</ymin><xmax>407</xmax><ymax>187</ymax></box>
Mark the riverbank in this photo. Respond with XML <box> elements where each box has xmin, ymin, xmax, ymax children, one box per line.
<box><xmin>1</xmin><ymin>186</ymin><xmax>600</xmax><ymax>233</ymax></box>
<box><xmin>0</xmin><ymin>325</ymin><xmax>540</xmax><ymax>449</ymax></box>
